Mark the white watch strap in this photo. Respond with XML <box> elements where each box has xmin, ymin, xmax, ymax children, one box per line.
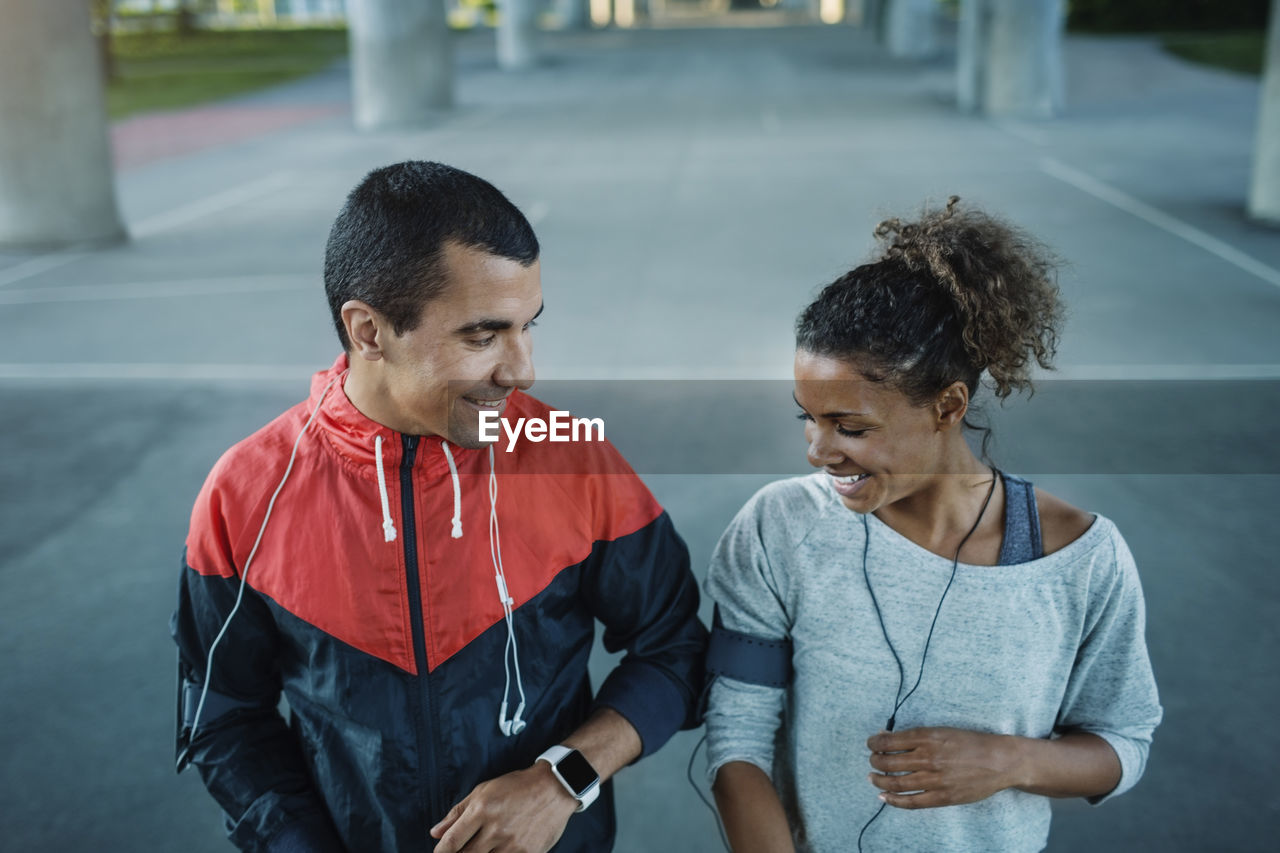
<box><xmin>575</xmin><ymin>776</ymin><xmax>600</xmax><ymax>812</ymax></box>
<box><xmin>536</xmin><ymin>745</ymin><xmax>600</xmax><ymax>812</ymax></box>
<box><xmin>537</xmin><ymin>745</ymin><xmax>572</xmax><ymax>765</ymax></box>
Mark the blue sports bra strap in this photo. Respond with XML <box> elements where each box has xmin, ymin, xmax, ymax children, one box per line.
<box><xmin>1026</xmin><ymin>480</ymin><xmax>1044</xmax><ymax>559</ymax></box>
<box><xmin>706</xmin><ymin>606</ymin><xmax>793</xmax><ymax>688</ymax></box>
<box><xmin>998</xmin><ymin>471</ymin><xmax>1045</xmax><ymax>565</ymax></box>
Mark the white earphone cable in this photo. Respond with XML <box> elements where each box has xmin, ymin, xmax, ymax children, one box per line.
<box><xmin>187</xmin><ymin>374</ymin><xmax>339</xmax><ymax>747</ymax></box>
<box><xmin>488</xmin><ymin>445</ymin><xmax>527</xmax><ymax>735</ymax></box>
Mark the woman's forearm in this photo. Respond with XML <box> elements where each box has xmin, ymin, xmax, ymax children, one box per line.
<box><xmin>712</xmin><ymin>761</ymin><xmax>796</xmax><ymax>853</ymax></box>
<box><xmin>1009</xmin><ymin>730</ymin><xmax>1122</xmax><ymax>799</ymax></box>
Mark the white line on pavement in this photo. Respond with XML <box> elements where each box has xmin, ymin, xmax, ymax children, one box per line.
<box><xmin>536</xmin><ymin>364</ymin><xmax>1280</xmax><ymax>381</ymax></box>
<box><xmin>0</xmin><ymin>363</ymin><xmax>316</xmax><ymax>382</ymax></box>
<box><xmin>0</xmin><ymin>253</ymin><xmax>84</xmax><ymax>289</ymax></box>
<box><xmin>1049</xmin><ymin>364</ymin><xmax>1280</xmax><ymax>381</ymax></box>
<box><xmin>2</xmin><ymin>363</ymin><xmax>1276</xmax><ymax>383</ymax></box>
<box><xmin>1039</xmin><ymin>157</ymin><xmax>1280</xmax><ymax>291</ymax></box>
<box><xmin>0</xmin><ymin>172</ymin><xmax>297</xmax><ymax>291</ymax></box>
<box><xmin>131</xmin><ymin>171</ymin><xmax>295</xmax><ymax>238</ymax></box>
<box><xmin>0</xmin><ymin>274</ymin><xmax>315</xmax><ymax>305</ymax></box>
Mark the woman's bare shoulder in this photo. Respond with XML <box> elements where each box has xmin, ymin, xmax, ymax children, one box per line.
<box><xmin>1034</xmin><ymin>488</ymin><xmax>1096</xmax><ymax>556</ymax></box>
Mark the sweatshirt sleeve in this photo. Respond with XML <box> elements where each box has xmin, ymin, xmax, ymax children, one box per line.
<box><xmin>703</xmin><ymin>491</ymin><xmax>792</xmax><ymax>786</ymax></box>
<box><xmin>1056</xmin><ymin>528</ymin><xmax>1163</xmax><ymax>805</ymax></box>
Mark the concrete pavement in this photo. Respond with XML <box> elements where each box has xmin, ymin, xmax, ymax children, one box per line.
<box><xmin>1</xmin><ymin>22</ymin><xmax>1277</xmax><ymax>852</ymax></box>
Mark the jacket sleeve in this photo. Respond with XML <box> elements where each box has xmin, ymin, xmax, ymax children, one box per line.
<box><xmin>1056</xmin><ymin>528</ymin><xmax>1163</xmax><ymax>805</ymax></box>
<box><xmin>580</xmin><ymin>508</ymin><xmax>708</xmax><ymax>760</ymax></box>
<box><xmin>173</xmin><ymin>455</ymin><xmax>346</xmax><ymax>853</ymax></box>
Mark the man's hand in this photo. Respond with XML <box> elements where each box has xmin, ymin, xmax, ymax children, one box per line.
<box><xmin>429</xmin><ymin>763</ymin><xmax>579</xmax><ymax>853</ymax></box>
<box><xmin>865</xmin><ymin>727</ymin><xmax>1021</xmax><ymax>810</ymax></box>
<box><xmin>430</xmin><ymin>708</ymin><xmax>641</xmax><ymax>852</ymax></box>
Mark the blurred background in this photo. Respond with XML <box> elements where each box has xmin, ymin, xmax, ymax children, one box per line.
<box><xmin>1</xmin><ymin>1</ymin><xmax>1277</xmax><ymax>850</ymax></box>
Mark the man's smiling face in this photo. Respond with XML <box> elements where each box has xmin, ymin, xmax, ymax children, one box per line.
<box><xmin>355</xmin><ymin>240</ymin><xmax>543</xmax><ymax>446</ymax></box>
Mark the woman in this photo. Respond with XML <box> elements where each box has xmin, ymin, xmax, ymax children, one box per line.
<box><xmin>704</xmin><ymin>199</ymin><xmax>1162</xmax><ymax>852</ymax></box>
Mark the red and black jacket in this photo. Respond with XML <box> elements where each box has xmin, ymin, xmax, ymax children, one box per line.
<box><xmin>172</xmin><ymin>356</ymin><xmax>707</xmax><ymax>852</ymax></box>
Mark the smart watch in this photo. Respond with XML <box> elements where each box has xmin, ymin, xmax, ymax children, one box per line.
<box><xmin>536</xmin><ymin>745</ymin><xmax>600</xmax><ymax>812</ymax></box>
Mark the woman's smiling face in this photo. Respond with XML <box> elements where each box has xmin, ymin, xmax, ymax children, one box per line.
<box><xmin>793</xmin><ymin>349</ymin><xmax>953</xmax><ymax>514</ymax></box>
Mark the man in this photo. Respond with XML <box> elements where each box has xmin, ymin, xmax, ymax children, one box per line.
<box><xmin>172</xmin><ymin>161</ymin><xmax>707</xmax><ymax>852</ymax></box>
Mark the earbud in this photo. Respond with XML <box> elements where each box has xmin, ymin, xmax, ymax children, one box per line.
<box><xmin>498</xmin><ymin>700</ymin><xmax>526</xmax><ymax>736</ymax></box>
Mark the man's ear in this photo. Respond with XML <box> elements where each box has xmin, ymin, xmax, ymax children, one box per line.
<box><xmin>342</xmin><ymin>300</ymin><xmax>388</xmax><ymax>362</ymax></box>
<box><xmin>934</xmin><ymin>381</ymin><xmax>970</xmax><ymax>431</ymax></box>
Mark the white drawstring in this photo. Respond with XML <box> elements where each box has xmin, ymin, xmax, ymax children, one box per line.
<box><xmin>489</xmin><ymin>445</ymin><xmax>528</xmax><ymax>736</ymax></box>
<box><xmin>441</xmin><ymin>441</ymin><xmax>464</xmax><ymax>539</ymax></box>
<box><xmin>377</xmin><ymin>437</ymin><xmax>526</xmax><ymax>736</ymax></box>
<box><xmin>374</xmin><ymin>435</ymin><xmax>397</xmax><ymax>543</ymax></box>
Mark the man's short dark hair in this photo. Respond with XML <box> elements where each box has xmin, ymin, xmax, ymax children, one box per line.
<box><xmin>323</xmin><ymin>161</ymin><xmax>540</xmax><ymax>349</ymax></box>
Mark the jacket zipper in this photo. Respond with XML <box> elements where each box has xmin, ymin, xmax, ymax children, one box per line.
<box><xmin>399</xmin><ymin>435</ymin><xmax>443</xmax><ymax>835</ymax></box>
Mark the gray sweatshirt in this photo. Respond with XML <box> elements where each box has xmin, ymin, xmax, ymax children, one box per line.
<box><xmin>705</xmin><ymin>473</ymin><xmax>1162</xmax><ymax>853</ymax></box>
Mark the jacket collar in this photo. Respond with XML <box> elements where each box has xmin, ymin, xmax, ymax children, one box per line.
<box><xmin>310</xmin><ymin>353</ymin><xmax>483</xmax><ymax>477</ymax></box>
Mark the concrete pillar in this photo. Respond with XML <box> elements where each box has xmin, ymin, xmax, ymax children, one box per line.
<box><xmin>956</xmin><ymin>0</ymin><xmax>990</xmax><ymax>112</ymax></box>
<box><xmin>613</xmin><ymin>0</ymin><xmax>636</xmax><ymax>29</ymax></box>
<box><xmin>348</xmin><ymin>0</ymin><xmax>452</xmax><ymax>129</ymax></box>
<box><xmin>498</xmin><ymin>0</ymin><xmax>538</xmax><ymax>70</ymax></box>
<box><xmin>1248</xmin><ymin>0</ymin><xmax>1280</xmax><ymax>223</ymax></box>
<box><xmin>0</xmin><ymin>0</ymin><xmax>125</xmax><ymax>248</ymax></box>
<box><xmin>589</xmin><ymin>0</ymin><xmax>611</xmax><ymax>27</ymax></box>
<box><xmin>982</xmin><ymin>0</ymin><xmax>1063</xmax><ymax>118</ymax></box>
<box><xmin>861</xmin><ymin>0</ymin><xmax>887</xmax><ymax>37</ymax></box>
<box><xmin>551</xmin><ymin>0</ymin><xmax>589</xmax><ymax>30</ymax></box>
<box><xmin>816</xmin><ymin>0</ymin><xmax>845</xmax><ymax>26</ymax></box>
<box><xmin>885</xmin><ymin>0</ymin><xmax>938</xmax><ymax>60</ymax></box>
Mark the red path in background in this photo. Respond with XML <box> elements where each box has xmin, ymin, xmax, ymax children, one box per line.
<box><xmin>111</xmin><ymin>103</ymin><xmax>346</xmax><ymax>170</ymax></box>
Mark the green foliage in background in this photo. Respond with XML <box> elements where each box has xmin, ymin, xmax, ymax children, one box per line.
<box><xmin>1069</xmin><ymin>0</ymin><xmax>1269</xmax><ymax>32</ymax></box>
<box><xmin>1162</xmin><ymin>31</ymin><xmax>1267</xmax><ymax>76</ymax></box>
<box><xmin>105</xmin><ymin>27</ymin><xmax>348</xmax><ymax>120</ymax></box>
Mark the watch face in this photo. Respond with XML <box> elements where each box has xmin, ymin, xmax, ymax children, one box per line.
<box><xmin>556</xmin><ymin>750</ymin><xmax>598</xmax><ymax>795</ymax></box>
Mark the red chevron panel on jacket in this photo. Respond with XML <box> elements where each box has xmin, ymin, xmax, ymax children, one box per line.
<box><xmin>186</xmin><ymin>358</ymin><xmax>661</xmax><ymax>675</ymax></box>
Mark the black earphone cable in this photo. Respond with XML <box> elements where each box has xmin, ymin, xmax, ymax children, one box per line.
<box><xmin>687</xmin><ymin>678</ymin><xmax>733</xmax><ymax>852</ymax></box>
<box><xmin>855</xmin><ymin>469</ymin><xmax>998</xmax><ymax>851</ymax></box>
<box><xmin>687</xmin><ymin>733</ymin><xmax>733</xmax><ymax>852</ymax></box>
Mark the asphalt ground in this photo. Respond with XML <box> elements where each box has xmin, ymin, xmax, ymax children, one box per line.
<box><xmin>1</xmin><ymin>22</ymin><xmax>1278</xmax><ymax>853</ymax></box>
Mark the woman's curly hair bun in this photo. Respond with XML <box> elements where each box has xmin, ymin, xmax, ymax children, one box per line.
<box><xmin>872</xmin><ymin>197</ymin><xmax>1063</xmax><ymax>399</ymax></box>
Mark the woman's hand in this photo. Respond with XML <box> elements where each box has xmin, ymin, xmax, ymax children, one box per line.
<box><xmin>866</xmin><ymin>727</ymin><xmax>1123</xmax><ymax>809</ymax></box>
<box><xmin>865</xmin><ymin>727</ymin><xmax>1022</xmax><ymax>809</ymax></box>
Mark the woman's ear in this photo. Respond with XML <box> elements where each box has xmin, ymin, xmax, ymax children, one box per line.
<box><xmin>934</xmin><ymin>381</ymin><xmax>970</xmax><ymax>431</ymax></box>
<box><xmin>342</xmin><ymin>300</ymin><xmax>386</xmax><ymax>362</ymax></box>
